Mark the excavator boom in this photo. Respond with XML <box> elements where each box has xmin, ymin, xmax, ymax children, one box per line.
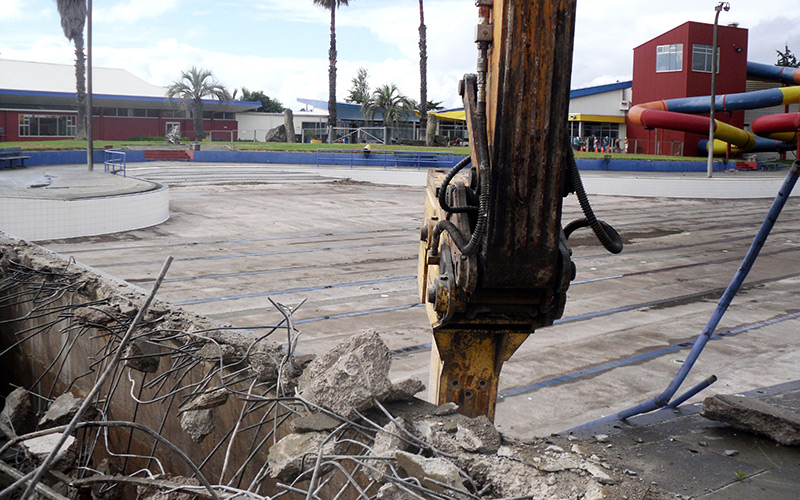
<box><xmin>419</xmin><ymin>0</ymin><xmax>620</xmax><ymax>420</ymax></box>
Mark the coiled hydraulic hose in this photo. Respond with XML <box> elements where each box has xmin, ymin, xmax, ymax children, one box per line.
<box><xmin>429</xmin><ymin>78</ymin><xmax>490</xmax><ymax>258</ymax></box>
<box><xmin>565</xmin><ymin>147</ymin><xmax>624</xmax><ymax>254</ymax></box>
<box><xmin>438</xmin><ymin>156</ymin><xmax>478</xmax><ymax>214</ymax></box>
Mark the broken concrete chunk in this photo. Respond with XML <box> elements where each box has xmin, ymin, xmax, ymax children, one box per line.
<box><xmin>455</xmin><ymin>415</ymin><xmax>501</xmax><ymax>454</ymax></box>
<box><xmin>432</xmin><ymin>402</ymin><xmax>459</xmax><ymax>416</ymax></box>
<box><xmin>290</xmin><ymin>412</ymin><xmax>341</xmax><ymax>433</ymax></box>
<box><xmin>387</xmin><ymin>377</ymin><xmax>425</xmax><ymax>402</ymax></box>
<box><xmin>118</xmin><ymin>300</ymin><xmax>138</xmax><ymax>317</ymax></box>
<box><xmin>22</xmin><ymin>434</ymin><xmax>77</xmax><ymax>472</ymax></box>
<box><xmin>299</xmin><ymin>330</ymin><xmax>393</xmax><ymax>419</ymax></box>
<box><xmin>74</xmin><ymin>304</ymin><xmax>119</xmax><ymax>325</ymax></box>
<box><xmin>375</xmin><ymin>483</ymin><xmax>420</xmax><ymax>500</ymax></box>
<box><xmin>702</xmin><ymin>394</ymin><xmax>800</xmax><ymax>446</ymax></box>
<box><xmin>249</xmin><ymin>350</ymin><xmax>280</xmax><ymax>382</ymax></box>
<box><xmin>180</xmin><ymin>409</ymin><xmax>215</xmax><ymax>443</ymax></box>
<box><xmin>0</xmin><ymin>247</ymin><xmax>20</xmax><ymax>269</ymax></box>
<box><xmin>394</xmin><ymin>450</ymin><xmax>468</xmax><ymax>496</ymax></box>
<box><xmin>196</xmin><ymin>342</ymin><xmax>238</xmax><ymax>363</ymax></box>
<box><xmin>267</xmin><ymin>431</ymin><xmax>338</xmax><ymax>482</ymax></box>
<box><xmin>124</xmin><ymin>338</ymin><xmax>162</xmax><ymax>373</ymax></box>
<box><xmin>40</xmin><ymin>392</ymin><xmax>91</xmax><ymax>429</ymax></box>
<box><xmin>1</xmin><ymin>387</ymin><xmax>36</xmax><ymax>436</ymax></box>
<box><xmin>179</xmin><ymin>388</ymin><xmax>228</xmax><ymax>413</ymax></box>
<box><xmin>367</xmin><ymin>418</ymin><xmax>410</xmax><ymax>481</ymax></box>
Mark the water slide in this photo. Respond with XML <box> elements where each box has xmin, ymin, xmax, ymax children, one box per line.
<box><xmin>628</xmin><ymin>62</ymin><xmax>800</xmax><ymax>155</ymax></box>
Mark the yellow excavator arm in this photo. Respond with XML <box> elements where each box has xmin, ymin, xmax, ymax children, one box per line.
<box><xmin>418</xmin><ymin>0</ymin><xmax>622</xmax><ymax>420</ymax></box>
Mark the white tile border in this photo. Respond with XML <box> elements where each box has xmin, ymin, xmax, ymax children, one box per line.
<box><xmin>580</xmin><ymin>175</ymin><xmax>798</xmax><ymax>199</ymax></box>
<box><xmin>0</xmin><ymin>184</ymin><xmax>169</xmax><ymax>241</ymax></box>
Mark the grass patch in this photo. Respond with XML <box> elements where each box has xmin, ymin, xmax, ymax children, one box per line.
<box><xmin>4</xmin><ymin>139</ymin><xmax>471</xmax><ymax>155</ymax></box>
<box><xmin>10</xmin><ymin>140</ymin><xmax>758</xmax><ymax>163</ymax></box>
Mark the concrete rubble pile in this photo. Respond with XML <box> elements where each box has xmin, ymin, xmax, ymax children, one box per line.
<box><xmin>0</xmin><ymin>234</ymin><xmax>665</xmax><ymax>499</ymax></box>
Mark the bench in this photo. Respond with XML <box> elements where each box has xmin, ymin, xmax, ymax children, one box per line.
<box><xmin>144</xmin><ymin>149</ymin><xmax>193</xmax><ymax>161</ymax></box>
<box><xmin>0</xmin><ymin>147</ymin><xmax>31</xmax><ymax>168</ymax></box>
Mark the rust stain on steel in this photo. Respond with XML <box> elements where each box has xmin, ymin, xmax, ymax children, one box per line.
<box><xmin>483</xmin><ymin>0</ymin><xmax>577</xmax><ymax>290</ymax></box>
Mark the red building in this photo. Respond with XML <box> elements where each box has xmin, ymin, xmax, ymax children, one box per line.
<box><xmin>0</xmin><ymin>59</ymin><xmax>259</xmax><ymax>142</ymax></box>
<box><xmin>627</xmin><ymin>22</ymin><xmax>749</xmax><ymax>156</ymax></box>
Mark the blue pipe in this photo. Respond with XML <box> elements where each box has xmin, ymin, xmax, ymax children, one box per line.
<box><xmin>665</xmin><ymin>375</ymin><xmax>718</xmax><ymax>409</ymax></box>
<box><xmin>747</xmin><ymin>61</ymin><xmax>800</xmax><ymax>85</ymax></box>
<box><xmin>569</xmin><ymin>161</ymin><xmax>800</xmax><ymax>432</ymax></box>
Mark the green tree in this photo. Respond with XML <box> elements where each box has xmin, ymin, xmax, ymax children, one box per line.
<box><xmin>56</xmin><ymin>0</ymin><xmax>87</xmax><ymax>140</ymax></box>
<box><xmin>312</xmin><ymin>0</ymin><xmax>351</xmax><ymax>140</ymax></box>
<box><xmin>346</xmin><ymin>67</ymin><xmax>370</xmax><ymax>105</ymax></box>
<box><xmin>776</xmin><ymin>44</ymin><xmax>799</xmax><ymax>68</ymax></box>
<box><xmin>418</xmin><ymin>0</ymin><xmax>428</xmax><ymax>140</ymax></box>
<box><xmin>362</xmin><ymin>84</ymin><xmax>413</xmax><ymax>142</ymax></box>
<box><xmin>166</xmin><ymin>67</ymin><xmax>232</xmax><ymax>141</ymax></box>
<box><xmin>410</xmin><ymin>98</ymin><xmax>444</xmax><ymax>112</ymax></box>
<box><xmin>237</xmin><ymin>87</ymin><xmax>283</xmax><ymax>113</ymax></box>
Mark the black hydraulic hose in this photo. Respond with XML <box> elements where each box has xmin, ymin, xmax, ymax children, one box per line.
<box><xmin>566</xmin><ymin>147</ymin><xmax>624</xmax><ymax>254</ymax></box>
<box><xmin>430</xmin><ymin>89</ymin><xmax>490</xmax><ymax>257</ymax></box>
<box><xmin>438</xmin><ymin>156</ymin><xmax>478</xmax><ymax>213</ymax></box>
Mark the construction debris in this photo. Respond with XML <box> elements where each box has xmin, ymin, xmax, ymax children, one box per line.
<box><xmin>0</xmin><ymin>233</ymin><xmax>672</xmax><ymax>499</ymax></box>
<box><xmin>39</xmin><ymin>393</ymin><xmax>89</xmax><ymax>429</ymax></box>
<box><xmin>266</xmin><ymin>431</ymin><xmax>340</xmax><ymax>481</ymax></box>
<box><xmin>298</xmin><ymin>329</ymin><xmax>394</xmax><ymax>419</ymax></box>
<box><xmin>22</xmin><ymin>434</ymin><xmax>77</xmax><ymax>472</ymax></box>
<box><xmin>124</xmin><ymin>338</ymin><xmax>162</xmax><ymax>373</ymax></box>
<box><xmin>702</xmin><ymin>393</ymin><xmax>800</xmax><ymax>445</ymax></box>
<box><xmin>0</xmin><ymin>387</ymin><xmax>36</xmax><ymax>437</ymax></box>
<box><xmin>179</xmin><ymin>409</ymin><xmax>215</xmax><ymax>443</ymax></box>
<box><xmin>394</xmin><ymin>450</ymin><xmax>469</xmax><ymax>496</ymax></box>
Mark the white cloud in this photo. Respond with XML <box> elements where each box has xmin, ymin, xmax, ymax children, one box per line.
<box><xmin>94</xmin><ymin>0</ymin><xmax>183</xmax><ymax>24</ymax></box>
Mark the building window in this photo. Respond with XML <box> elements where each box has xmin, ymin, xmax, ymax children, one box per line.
<box><xmin>163</xmin><ymin>109</ymin><xmax>189</xmax><ymax>118</ymax></box>
<box><xmin>692</xmin><ymin>44</ymin><xmax>719</xmax><ymax>73</ymax></box>
<box><xmin>656</xmin><ymin>43</ymin><xmax>683</xmax><ymax>72</ymax></box>
<box><xmin>18</xmin><ymin>114</ymin><xmax>76</xmax><ymax>137</ymax></box>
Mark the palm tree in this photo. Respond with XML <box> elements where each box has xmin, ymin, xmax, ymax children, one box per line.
<box><xmin>418</xmin><ymin>0</ymin><xmax>428</xmax><ymax>141</ymax></box>
<box><xmin>312</xmin><ymin>0</ymin><xmax>351</xmax><ymax>141</ymax></box>
<box><xmin>56</xmin><ymin>0</ymin><xmax>88</xmax><ymax>140</ymax></box>
<box><xmin>362</xmin><ymin>84</ymin><xmax>413</xmax><ymax>144</ymax></box>
<box><xmin>166</xmin><ymin>67</ymin><xmax>231</xmax><ymax>142</ymax></box>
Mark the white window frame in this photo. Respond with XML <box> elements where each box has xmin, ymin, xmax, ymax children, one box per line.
<box><xmin>692</xmin><ymin>44</ymin><xmax>720</xmax><ymax>73</ymax></box>
<box><xmin>166</xmin><ymin>122</ymin><xmax>181</xmax><ymax>136</ymax></box>
<box><xmin>656</xmin><ymin>43</ymin><xmax>683</xmax><ymax>73</ymax></box>
<box><xmin>18</xmin><ymin>114</ymin><xmax>76</xmax><ymax>137</ymax></box>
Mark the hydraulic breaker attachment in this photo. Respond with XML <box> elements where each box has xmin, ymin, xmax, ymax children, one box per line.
<box><xmin>418</xmin><ymin>0</ymin><xmax>580</xmax><ymax>420</ymax></box>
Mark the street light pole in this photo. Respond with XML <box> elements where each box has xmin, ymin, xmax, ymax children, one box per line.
<box><xmin>707</xmin><ymin>2</ymin><xmax>730</xmax><ymax>178</ymax></box>
<box><xmin>86</xmin><ymin>0</ymin><xmax>93</xmax><ymax>171</ymax></box>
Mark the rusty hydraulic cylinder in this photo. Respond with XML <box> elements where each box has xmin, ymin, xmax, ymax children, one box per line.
<box><xmin>419</xmin><ymin>0</ymin><xmax>577</xmax><ymax>420</ymax></box>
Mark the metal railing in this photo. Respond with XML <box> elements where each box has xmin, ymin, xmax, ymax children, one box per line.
<box><xmin>103</xmin><ymin>149</ymin><xmax>126</xmax><ymax>177</ymax></box>
<box><xmin>315</xmin><ymin>148</ymin><xmax>456</xmax><ymax>169</ymax></box>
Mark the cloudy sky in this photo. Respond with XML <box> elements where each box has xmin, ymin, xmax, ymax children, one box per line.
<box><xmin>1</xmin><ymin>0</ymin><xmax>799</xmax><ymax>110</ymax></box>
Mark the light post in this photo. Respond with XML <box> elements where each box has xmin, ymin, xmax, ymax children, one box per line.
<box><xmin>707</xmin><ymin>2</ymin><xmax>730</xmax><ymax>178</ymax></box>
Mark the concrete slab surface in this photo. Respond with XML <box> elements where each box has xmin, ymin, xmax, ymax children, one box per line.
<box><xmin>568</xmin><ymin>382</ymin><xmax>800</xmax><ymax>499</ymax></box>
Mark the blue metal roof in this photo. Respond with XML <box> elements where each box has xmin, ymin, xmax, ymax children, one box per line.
<box><xmin>297</xmin><ymin>98</ymin><xmax>418</xmax><ymax>123</ymax></box>
<box><xmin>569</xmin><ymin>80</ymin><xmax>632</xmax><ymax>99</ymax></box>
<box><xmin>368</xmin><ymin>82</ymin><xmax>634</xmax><ymax>120</ymax></box>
